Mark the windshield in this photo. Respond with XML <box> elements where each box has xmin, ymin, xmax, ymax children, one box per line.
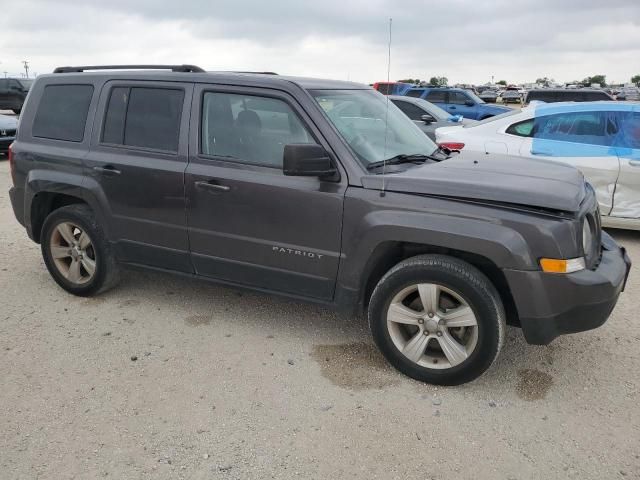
<box><xmin>310</xmin><ymin>89</ymin><xmax>438</xmax><ymax>166</ymax></box>
<box><xmin>18</xmin><ymin>79</ymin><xmax>34</xmax><ymax>90</ymax></box>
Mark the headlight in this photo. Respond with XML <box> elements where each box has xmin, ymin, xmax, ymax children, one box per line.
<box><xmin>582</xmin><ymin>217</ymin><xmax>594</xmax><ymax>257</ymax></box>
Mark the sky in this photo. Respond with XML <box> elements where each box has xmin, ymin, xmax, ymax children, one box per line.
<box><xmin>1</xmin><ymin>0</ymin><xmax>639</xmax><ymax>85</ymax></box>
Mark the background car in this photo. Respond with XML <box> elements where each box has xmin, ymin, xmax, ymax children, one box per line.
<box><xmin>500</xmin><ymin>90</ymin><xmax>522</xmax><ymax>104</ymax></box>
<box><xmin>0</xmin><ymin>78</ymin><xmax>33</xmax><ymax>114</ymax></box>
<box><xmin>478</xmin><ymin>90</ymin><xmax>499</xmax><ymax>103</ymax></box>
<box><xmin>389</xmin><ymin>95</ymin><xmax>476</xmax><ymax>140</ymax></box>
<box><xmin>403</xmin><ymin>87</ymin><xmax>511</xmax><ymax>120</ymax></box>
<box><xmin>435</xmin><ymin>102</ymin><xmax>640</xmax><ymax>230</ymax></box>
<box><xmin>617</xmin><ymin>87</ymin><xmax>640</xmax><ymax>101</ymax></box>
<box><xmin>525</xmin><ymin>88</ymin><xmax>613</xmax><ymax>104</ymax></box>
<box><xmin>0</xmin><ymin>114</ymin><xmax>18</xmax><ymax>155</ymax></box>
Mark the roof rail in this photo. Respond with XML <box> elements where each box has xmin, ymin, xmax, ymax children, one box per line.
<box><xmin>232</xmin><ymin>71</ymin><xmax>279</xmax><ymax>75</ymax></box>
<box><xmin>53</xmin><ymin>64</ymin><xmax>205</xmax><ymax>74</ymax></box>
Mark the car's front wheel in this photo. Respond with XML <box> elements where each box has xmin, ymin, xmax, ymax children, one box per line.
<box><xmin>41</xmin><ymin>204</ymin><xmax>119</xmax><ymax>296</ymax></box>
<box><xmin>368</xmin><ymin>254</ymin><xmax>505</xmax><ymax>385</ymax></box>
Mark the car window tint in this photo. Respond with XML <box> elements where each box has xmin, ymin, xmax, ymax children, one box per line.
<box><xmin>201</xmin><ymin>92</ymin><xmax>316</xmax><ymax>168</ymax></box>
<box><xmin>506</xmin><ymin>119</ymin><xmax>534</xmax><ymax>137</ymax></box>
<box><xmin>124</xmin><ymin>88</ymin><xmax>183</xmax><ymax>152</ymax></box>
<box><xmin>425</xmin><ymin>90</ymin><xmax>446</xmax><ymax>102</ymax></box>
<box><xmin>33</xmin><ymin>84</ymin><xmax>94</xmax><ymax>142</ymax></box>
<box><xmin>0</xmin><ymin>79</ymin><xmax>8</xmax><ymax>90</ymax></box>
<box><xmin>391</xmin><ymin>100</ymin><xmax>425</xmax><ymax>121</ymax></box>
<box><xmin>449</xmin><ymin>92</ymin><xmax>469</xmax><ymax>105</ymax></box>
<box><xmin>102</xmin><ymin>87</ymin><xmax>128</xmax><ymax>144</ymax></box>
<box><xmin>533</xmin><ymin>112</ymin><xmax>610</xmax><ymax>145</ymax></box>
<box><xmin>612</xmin><ymin>112</ymin><xmax>640</xmax><ymax>149</ymax></box>
<box><xmin>405</xmin><ymin>89</ymin><xmax>424</xmax><ymax>98</ymax></box>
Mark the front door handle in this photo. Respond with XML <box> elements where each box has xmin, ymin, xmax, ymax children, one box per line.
<box><xmin>629</xmin><ymin>160</ymin><xmax>640</xmax><ymax>167</ymax></box>
<box><xmin>195</xmin><ymin>180</ymin><xmax>230</xmax><ymax>192</ymax></box>
<box><xmin>93</xmin><ymin>165</ymin><xmax>121</xmax><ymax>176</ymax></box>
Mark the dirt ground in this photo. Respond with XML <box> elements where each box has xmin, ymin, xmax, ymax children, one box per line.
<box><xmin>0</xmin><ymin>160</ymin><xmax>639</xmax><ymax>480</ymax></box>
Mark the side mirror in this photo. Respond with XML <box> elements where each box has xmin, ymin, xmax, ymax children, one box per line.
<box><xmin>421</xmin><ymin>114</ymin><xmax>436</xmax><ymax>124</ymax></box>
<box><xmin>283</xmin><ymin>144</ymin><xmax>336</xmax><ymax>178</ymax></box>
<box><xmin>465</xmin><ymin>100</ymin><xmax>475</xmax><ymax>107</ymax></box>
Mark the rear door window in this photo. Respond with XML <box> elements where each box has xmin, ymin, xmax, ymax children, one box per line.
<box><xmin>449</xmin><ymin>92</ymin><xmax>469</xmax><ymax>105</ymax></box>
<box><xmin>425</xmin><ymin>90</ymin><xmax>446</xmax><ymax>102</ymax></box>
<box><xmin>101</xmin><ymin>86</ymin><xmax>184</xmax><ymax>152</ymax></box>
<box><xmin>33</xmin><ymin>84</ymin><xmax>94</xmax><ymax>142</ymax></box>
<box><xmin>391</xmin><ymin>100</ymin><xmax>425</xmax><ymax>121</ymax></box>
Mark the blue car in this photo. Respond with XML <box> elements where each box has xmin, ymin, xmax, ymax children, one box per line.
<box><xmin>403</xmin><ymin>87</ymin><xmax>511</xmax><ymax>120</ymax></box>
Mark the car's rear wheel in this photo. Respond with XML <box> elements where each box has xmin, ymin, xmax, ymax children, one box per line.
<box><xmin>368</xmin><ymin>254</ymin><xmax>505</xmax><ymax>385</ymax></box>
<box><xmin>41</xmin><ymin>204</ymin><xmax>119</xmax><ymax>296</ymax></box>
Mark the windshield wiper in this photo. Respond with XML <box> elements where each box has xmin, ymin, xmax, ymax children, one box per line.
<box><xmin>366</xmin><ymin>154</ymin><xmax>435</xmax><ymax>171</ymax></box>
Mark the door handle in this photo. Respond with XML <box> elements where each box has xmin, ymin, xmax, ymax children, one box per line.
<box><xmin>531</xmin><ymin>150</ymin><xmax>552</xmax><ymax>156</ymax></box>
<box><xmin>93</xmin><ymin>165</ymin><xmax>121</xmax><ymax>175</ymax></box>
<box><xmin>629</xmin><ymin>160</ymin><xmax>640</xmax><ymax>167</ymax></box>
<box><xmin>195</xmin><ymin>180</ymin><xmax>230</xmax><ymax>192</ymax></box>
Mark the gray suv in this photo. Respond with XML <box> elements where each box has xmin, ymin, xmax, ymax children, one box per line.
<box><xmin>8</xmin><ymin>65</ymin><xmax>631</xmax><ymax>385</ymax></box>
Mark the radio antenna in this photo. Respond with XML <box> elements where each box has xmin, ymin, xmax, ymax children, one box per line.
<box><xmin>381</xmin><ymin>17</ymin><xmax>392</xmax><ymax>197</ymax></box>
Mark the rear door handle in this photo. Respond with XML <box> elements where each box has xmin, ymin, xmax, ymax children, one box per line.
<box><xmin>93</xmin><ymin>165</ymin><xmax>121</xmax><ymax>176</ymax></box>
<box><xmin>195</xmin><ymin>180</ymin><xmax>230</xmax><ymax>192</ymax></box>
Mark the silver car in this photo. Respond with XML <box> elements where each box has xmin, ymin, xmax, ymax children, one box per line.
<box><xmin>389</xmin><ymin>95</ymin><xmax>475</xmax><ymax>140</ymax></box>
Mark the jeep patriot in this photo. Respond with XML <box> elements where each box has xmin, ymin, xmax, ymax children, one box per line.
<box><xmin>8</xmin><ymin>65</ymin><xmax>631</xmax><ymax>384</ymax></box>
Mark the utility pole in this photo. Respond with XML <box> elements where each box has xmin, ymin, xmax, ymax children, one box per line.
<box><xmin>2</xmin><ymin>72</ymin><xmax>7</xmax><ymax>79</ymax></box>
<box><xmin>22</xmin><ymin>60</ymin><xmax>30</xmax><ymax>78</ymax></box>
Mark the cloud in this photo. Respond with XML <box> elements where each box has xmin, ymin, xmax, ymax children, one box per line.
<box><xmin>1</xmin><ymin>0</ymin><xmax>638</xmax><ymax>84</ymax></box>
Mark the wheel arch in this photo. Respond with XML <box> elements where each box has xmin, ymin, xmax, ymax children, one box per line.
<box><xmin>357</xmin><ymin>241</ymin><xmax>520</xmax><ymax>328</ymax></box>
<box><xmin>25</xmin><ymin>171</ymin><xmax>112</xmax><ymax>243</ymax></box>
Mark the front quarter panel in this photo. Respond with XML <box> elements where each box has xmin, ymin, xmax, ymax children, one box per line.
<box><xmin>338</xmin><ymin>187</ymin><xmax>580</xmax><ymax>293</ymax></box>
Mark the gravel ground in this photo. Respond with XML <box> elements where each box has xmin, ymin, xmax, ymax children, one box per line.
<box><xmin>0</xmin><ymin>159</ymin><xmax>639</xmax><ymax>480</ymax></box>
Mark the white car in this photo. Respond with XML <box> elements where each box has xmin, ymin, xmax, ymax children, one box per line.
<box><xmin>436</xmin><ymin>102</ymin><xmax>640</xmax><ymax>230</ymax></box>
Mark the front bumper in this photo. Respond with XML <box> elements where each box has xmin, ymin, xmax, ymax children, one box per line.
<box><xmin>504</xmin><ymin>232</ymin><xmax>631</xmax><ymax>345</ymax></box>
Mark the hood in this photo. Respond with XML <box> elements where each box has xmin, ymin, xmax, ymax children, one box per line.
<box><xmin>480</xmin><ymin>104</ymin><xmax>511</xmax><ymax>114</ymax></box>
<box><xmin>0</xmin><ymin>114</ymin><xmax>18</xmax><ymax>130</ymax></box>
<box><xmin>362</xmin><ymin>152</ymin><xmax>586</xmax><ymax>212</ymax></box>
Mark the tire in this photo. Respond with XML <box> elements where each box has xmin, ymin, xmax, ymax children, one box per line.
<box><xmin>41</xmin><ymin>204</ymin><xmax>119</xmax><ymax>296</ymax></box>
<box><xmin>368</xmin><ymin>254</ymin><xmax>505</xmax><ymax>385</ymax></box>
<box><xmin>12</xmin><ymin>109</ymin><xmax>21</xmax><ymax>115</ymax></box>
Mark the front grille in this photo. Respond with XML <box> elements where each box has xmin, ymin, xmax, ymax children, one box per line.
<box><xmin>0</xmin><ymin>129</ymin><xmax>16</xmax><ymax>138</ymax></box>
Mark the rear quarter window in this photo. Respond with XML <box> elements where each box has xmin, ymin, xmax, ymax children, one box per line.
<box><xmin>32</xmin><ymin>84</ymin><xmax>94</xmax><ymax>142</ymax></box>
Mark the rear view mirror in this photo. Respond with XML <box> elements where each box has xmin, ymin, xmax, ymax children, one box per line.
<box><xmin>283</xmin><ymin>144</ymin><xmax>337</xmax><ymax>178</ymax></box>
<box><xmin>421</xmin><ymin>114</ymin><xmax>436</xmax><ymax>124</ymax></box>
<box><xmin>465</xmin><ymin>100</ymin><xmax>475</xmax><ymax>107</ymax></box>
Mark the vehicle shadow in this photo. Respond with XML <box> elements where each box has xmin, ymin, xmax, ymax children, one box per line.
<box><xmin>86</xmin><ymin>266</ymin><xmax>597</xmax><ymax>396</ymax></box>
